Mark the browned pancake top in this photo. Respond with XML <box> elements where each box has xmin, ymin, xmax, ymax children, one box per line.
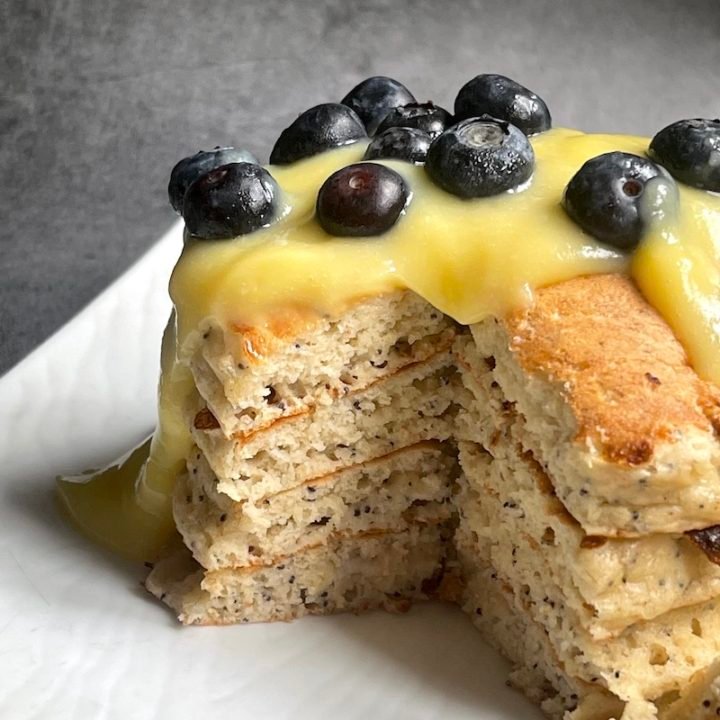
<box><xmin>504</xmin><ymin>274</ymin><xmax>720</xmax><ymax>465</ymax></box>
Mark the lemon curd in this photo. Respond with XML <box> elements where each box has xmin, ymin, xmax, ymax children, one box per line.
<box><xmin>57</xmin><ymin>128</ymin><xmax>720</xmax><ymax>562</ymax></box>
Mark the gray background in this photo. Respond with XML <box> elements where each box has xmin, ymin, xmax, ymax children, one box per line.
<box><xmin>2</xmin><ymin>0</ymin><xmax>719</xmax><ymax>375</ymax></box>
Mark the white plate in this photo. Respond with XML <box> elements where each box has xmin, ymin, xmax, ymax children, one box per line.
<box><xmin>0</xmin><ymin>222</ymin><xmax>540</xmax><ymax>720</ymax></box>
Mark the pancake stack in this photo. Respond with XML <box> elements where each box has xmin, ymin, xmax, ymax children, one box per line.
<box><xmin>453</xmin><ymin>275</ymin><xmax>720</xmax><ymax>719</ymax></box>
<box><xmin>147</xmin><ymin>275</ymin><xmax>720</xmax><ymax>719</ymax></box>
<box><xmin>147</xmin><ymin>291</ymin><xmax>462</xmax><ymax>623</ymax></box>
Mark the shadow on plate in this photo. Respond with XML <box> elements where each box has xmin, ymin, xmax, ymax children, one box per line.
<box><xmin>318</xmin><ymin>602</ymin><xmax>542</xmax><ymax>718</ymax></box>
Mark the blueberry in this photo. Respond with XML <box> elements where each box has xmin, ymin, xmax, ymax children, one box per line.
<box><xmin>270</xmin><ymin>103</ymin><xmax>366</xmax><ymax>165</ymax></box>
<box><xmin>454</xmin><ymin>74</ymin><xmax>551</xmax><ymax>136</ymax></box>
<box><xmin>316</xmin><ymin>163</ymin><xmax>408</xmax><ymax>237</ymax></box>
<box><xmin>375</xmin><ymin>102</ymin><xmax>453</xmax><ymax>139</ymax></box>
<box><xmin>562</xmin><ymin>152</ymin><xmax>675</xmax><ymax>250</ymax></box>
<box><xmin>649</xmin><ymin>118</ymin><xmax>720</xmax><ymax>191</ymax></box>
<box><xmin>168</xmin><ymin>147</ymin><xmax>259</xmax><ymax>213</ymax></box>
<box><xmin>182</xmin><ymin>162</ymin><xmax>279</xmax><ymax>240</ymax></box>
<box><xmin>341</xmin><ymin>76</ymin><xmax>416</xmax><ymax>135</ymax></box>
<box><xmin>425</xmin><ymin>117</ymin><xmax>534</xmax><ymax>198</ymax></box>
<box><xmin>363</xmin><ymin>127</ymin><xmax>432</xmax><ymax>164</ymax></box>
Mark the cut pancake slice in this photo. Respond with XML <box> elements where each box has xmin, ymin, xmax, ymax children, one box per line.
<box><xmin>189</xmin><ymin>291</ymin><xmax>456</xmax><ymax>438</ymax></box>
<box><xmin>456</xmin><ymin>431</ymin><xmax>720</xmax><ymax>639</ymax></box>
<box><xmin>465</xmin><ymin>275</ymin><xmax>720</xmax><ymax>537</ymax></box>
<box><xmin>457</xmin><ymin>444</ymin><xmax>720</xmax><ymax>713</ymax></box>
<box><xmin>458</xmin><ymin>557</ymin><xmax>624</xmax><ymax>720</ymax></box>
<box><xmin>192</xmin><ymin>346</ymin><xmax>462</xmax><ymax>502</ymax></box>
<box><xmin>147</xmin><ymin>523</ymin><xmax>450</xmax><ymax>626</ymax></box>
<box><xmin>175</xmin><ymin>442</ymin><xmax>456</xmax><ymax>570</ymax></box>
<box><xmin>460</xmin><ymin>543</ymin><xmax>720</xmax><ymax>718</ymax></box>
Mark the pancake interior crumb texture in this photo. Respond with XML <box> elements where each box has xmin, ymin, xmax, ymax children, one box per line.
<box><xmin>148</xmin><ymin>277</ymin><xmax>720</xmax><ymax>720</ymax></box>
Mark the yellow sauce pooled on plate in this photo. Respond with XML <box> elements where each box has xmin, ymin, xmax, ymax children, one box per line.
<box><xmin>56</xmin><ymin>128</ymin><xmax>720</xmax><ymax>562</ymax></box>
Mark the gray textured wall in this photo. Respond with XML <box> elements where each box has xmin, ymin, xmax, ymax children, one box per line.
<box><xmin>2</xmin><ymin>0</ymin><xmax>719</xmax><ymax>374</ymax></box>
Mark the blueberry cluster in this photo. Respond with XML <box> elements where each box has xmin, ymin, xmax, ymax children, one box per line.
<box><xmin>169</xmin><ymin>73</ymin><xmax>552</xmax><ymax>240</ymax></box>
<box><xmin>304</xmin><ymin>74</ymin><xmax>550</xmax><ymax>236</ymax></box>
<box><xmin>168</xmin><ymin>75</ymin><xmax>719</xmax><ymax>247</ymax></box>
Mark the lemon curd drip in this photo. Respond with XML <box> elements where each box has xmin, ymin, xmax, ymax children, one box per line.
<box><xmin>57</xmin><ymin>128</ymin><xmax>720</xmax><ymax>562</ymax></box>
